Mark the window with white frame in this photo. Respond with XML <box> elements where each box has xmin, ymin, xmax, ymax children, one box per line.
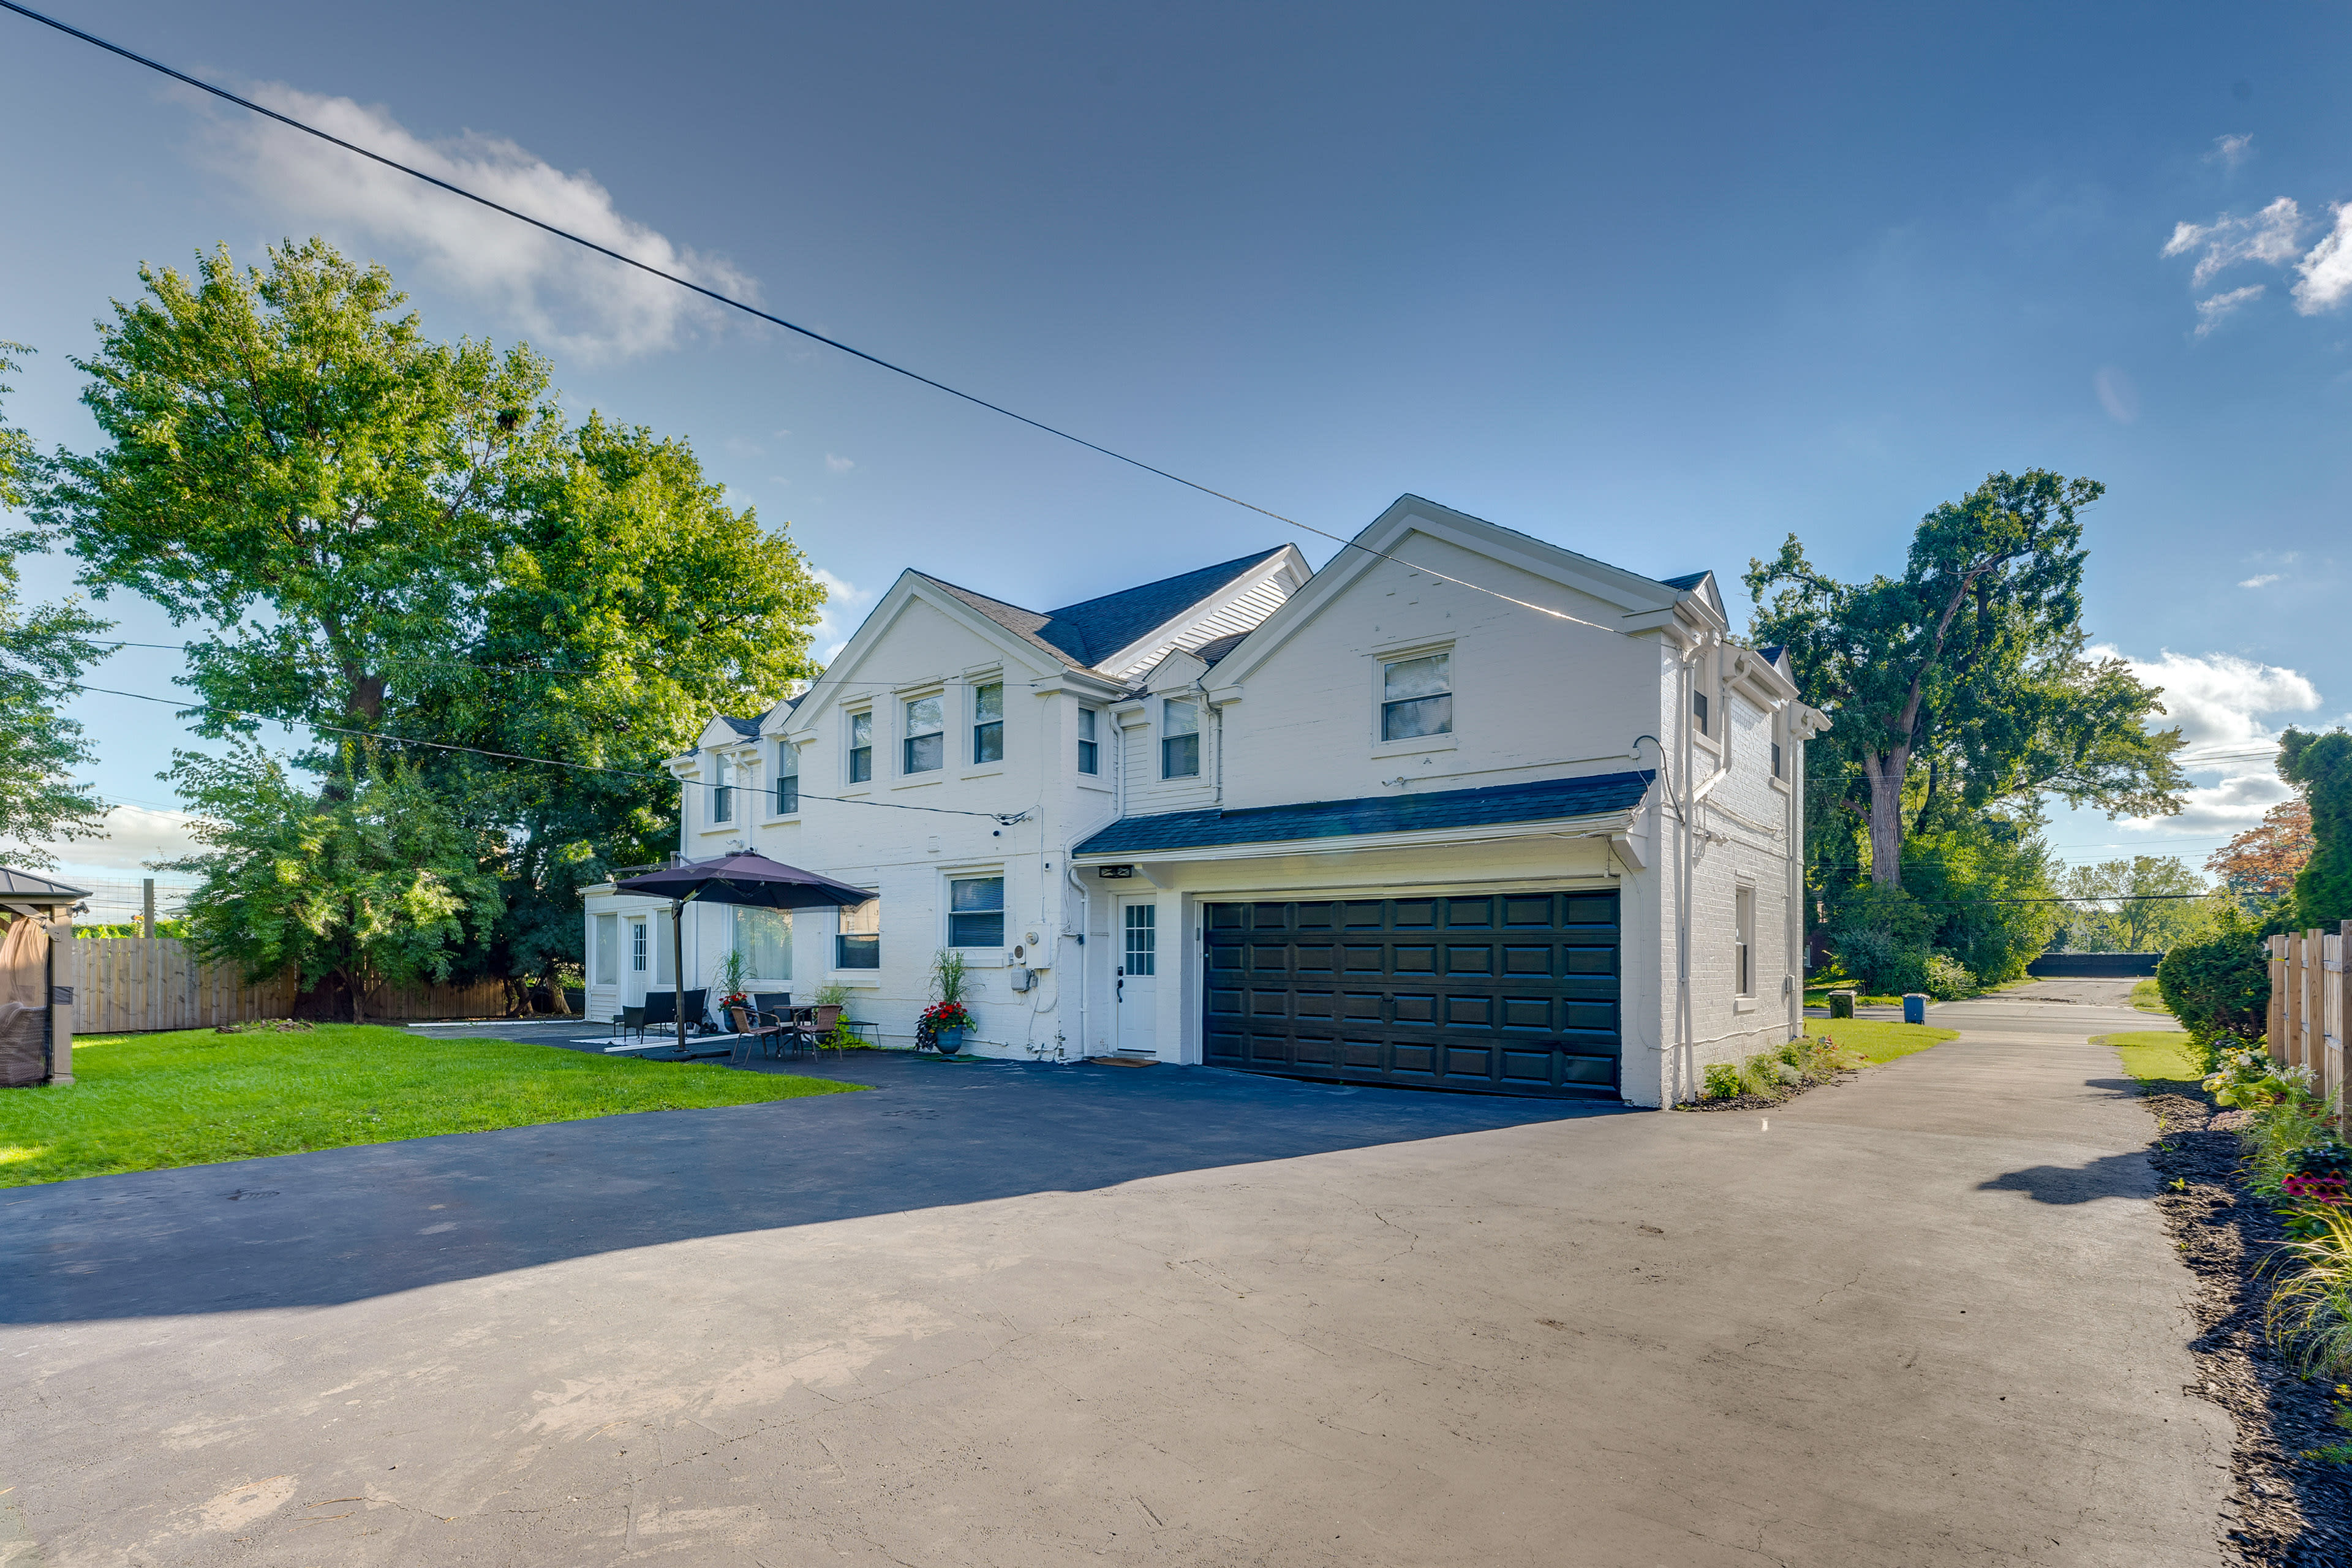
<box><xmin>710</xmin><ymin>753</ymin><xmax>735</xmax><ymax>823</ymax></box>
<box><xmin>1380</xmin><ymin>652</ymin><xmax>1452</xmax><ymax>741</ymax></box>
<box><xmin>775</xmin><ymin>740</ymin><xmax>799</xmax><ymax>813</ymax></box>
<box><xmin>1734</xmin><ymin>884</ymin><xmax>1755</xmax><ymax>998</ymax></box>
<box><xmin>1123</xmin><ymin>903</ymin><xmax>1156</xmax><ymax>976</ymax></box>
<box><xmin>1161</xmin><ymin>698</ymin><xmax>1200</xmax><ymax>778</ymax></box>
<box><xmin>848</xmin><ymin>710</ymin><xmax>872</xmax><ymax>783</ymax></box>
<box><xmin>904</xmin><ymin>693</ymin><xmax>944</xmax><ymax>774</ymax></box>
<box><xmin>972</xmin><ymin>682</ymin><xmax>1004</xmax><ymax>764</ymax></box>
<box><xmin>948</xmin><ymin>875</ymin><xmax>1004</xmax><ymax>948</ymax></box>
<box><xmin>1693</xmin><ymin>688</ymin><xmax>1711</xmax><ymax>737</ymax></box>
<box><xmin>630</xmin><ymin>919</ymin><xmax>647</xmax><ymax>974</ymax></box>
<box><xmin>1772</xmin><ymin>738</ymin><xmax>1784</xmax><ymax>780</ymax></box>
<box><xmin>734</xmin><ymin>908</ymin><xmax>793</xmax><ymax>982</ymax></box>
<box><xmin>1077</xmin><ymin>706</ymin><xmax>1099</xmax><ymax>775</ymax></box>
<box><xmin>835</xmin><ymin>895</ymin><xmax>880</xmax><ymax>969</ymax></box>
<box><xmin>594</xmin><ymin>913</ymin><xmax>617</xmax><ymax>984</ymax></box>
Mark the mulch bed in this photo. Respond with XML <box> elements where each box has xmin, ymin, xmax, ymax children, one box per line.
<box><xmin>1676</xmin><ymin>1065</ymin><xmax>1862</xmax><ymax>1113</ymax></box>
<box><xmin>2139</xmin><ymin>1081</ymin><xmax>2352</xmax><ymax>1565</ymax></box>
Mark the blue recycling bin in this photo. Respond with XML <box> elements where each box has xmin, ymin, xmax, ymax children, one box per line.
<box><xmin>1902</xmin><ymin>992</ymin><xmax>1927</xmax><ymax>1025</ymax></box>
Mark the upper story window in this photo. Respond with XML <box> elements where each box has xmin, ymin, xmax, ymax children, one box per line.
<box><xmin>1161</xmin><ymin>698</ymin><xmax>1200</xmax><ymax>778</ymax></box>
<box><xmin>848</xmin><ymin>710</ymin><xmax>873</xmax><ymax>783</ymax></box>
<box><xmin>904</xmin><ymin>694</ymin><xmax>944</xmax><ymax>774</ymax></box>
<box><xmin>775</xmin><ymin>740</ymin><xmax>799</xmax><ymax>814</ymax></box>
<box><xmin>973</xmin><ymin>682</ymin><xmax>1004</xmax><ymax>764</ymax></box>
<box><xmin>1693</xmin><ymin>690</ymin><xmax>1711</xmax><ymax>737</ymax></box>
<box><xmin>1077</xmin><ymin>707</ymin><xmax>1099</xmax><ymax>775</ymax></box>
<box><xmin>710</xmin><ymin>753</ymin><xmax>735</xmax><ymax>824</ymax></box>
<box><xmin>948</xmin><ymin>875</ymin><xmax>1005</xmax><ymax>948</ymax></box>
<box><xmin>1381</xmin><ymin>653</ymin><xmax>1452</xmax><ymax>741</ymax></box>
<box><xmin>1771</xmin><ymin>739</ymin><xmax>1784</xmax><ymax>780</ymax></box>
<box><xmin>835</xmin><ymin>894</ymin><xmax>880</xmax><ymax>969</ymax></box>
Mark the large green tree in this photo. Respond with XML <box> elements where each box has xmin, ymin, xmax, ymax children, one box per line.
<box><xmin>2059</xmin><ymin>855</ymin><xmax>2214</xmax><ymax>952</ymax></box>
<box><xmin>1749</xmin><ymin>470</ymin><xmax>2187</xmax><ymax>891</ymax></box>
<box><xmin>2278</xmin><ymin>728</ymin><xmax>2352</xmax><ymax>932</ymax></box>
<box><xmin>0</xmin><ymin>342</ymin><xmax>111</xmax><ymax>867</ymax></box>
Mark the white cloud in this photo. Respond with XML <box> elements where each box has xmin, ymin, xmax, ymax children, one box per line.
<box><xmin>2162</xmin><ymin>196</ymin><xmax>2304</xmax><ymax>286</ymax></box>
<box><xmin>2292</xmin><ymin>202</ymin><xmax>2352</xmax><ymax>314</ymax></box>
<box><xmin>36</xmin><ymin>805</ymin><xmax>209</xmax><ymax>880</ymax></box>
<box><xmin>194</xmin><ymin>83</ymin><xmax>755</xmax><ymax>361</ymax></box>
<box><xmin>810</xmin><ymin>567</ymin><xmax>876</xmax><ymax>663</ymax></box>
<box><xmin>2194</xmin><ymin>283</ymin><xmax>2265</xmax><ymax>335</ymax></box>
<box><xmin>824</xmin><ymin>453</ymin><xmax>856</xmax><ymax>474</ymax></box>
<box><xmin>2206</xmin><ymin>133</ymin><xmax>2255</xmax><ymax>170</ymax></box>
<box><xmin>2238</xmin><ymin>573</ymin><xmax>2282</xmax><ymax>589</ymax></box>
<box><xmin>2094</xmin><ymin>366</ymin><xmax>2138</xmax><ymax>423</ymax></box>
<box><xmin>2091</xmin><ymin>646</ymin><xmax>2323</xmax><ymax>835</ymax></box>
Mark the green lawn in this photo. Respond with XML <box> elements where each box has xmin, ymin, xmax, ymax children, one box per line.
<box><xmin>2101</xmin><ymin>1030</ymin><xmax>2205</xmax><ymax>1083</ymax></box>
<box><xmin>2128</xmin><ymin>978</ymin><xmax>2172</xmax><ymax>1015</ymax></box>
<box><xmin>1801</xmin><ymin>1017</ymin><xmax>1961</xmax><ymax>1065</ymax></box>
<box><xmin>0</xmin><ymin>1025</ymin><xmax>859</xmax><ymax>1186</ymax></box>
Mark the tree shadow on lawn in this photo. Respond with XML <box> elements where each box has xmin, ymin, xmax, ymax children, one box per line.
<box><xmin>0</xmin><ymin>1052</ymin><xmax>1620</xmax><ymax>1324</ymax></box>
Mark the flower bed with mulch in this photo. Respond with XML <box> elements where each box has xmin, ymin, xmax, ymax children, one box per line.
<box><xmin>2139</xmin><ymin>1079</ymin><xmax>2352</xmax><ymax>1566</ymax></box>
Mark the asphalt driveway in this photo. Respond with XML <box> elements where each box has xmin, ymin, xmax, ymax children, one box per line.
<box><xmin>0</xmin><ymin>986</ymin><xmax>2229</xmax><ymax>1566</ymax></box>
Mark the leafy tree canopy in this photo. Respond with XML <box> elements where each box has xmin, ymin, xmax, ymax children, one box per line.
<box><xmin>2278</xmin><ymin>728</ymin><xmax>2352</xmax><ymax>932</ymax></box>
<box><xmin>1749</xmin><ymin>469</ymin><xmax>2185</xmax><ymax>890</ymax></box>
<box><xmin>2207</xmin><ymin>796</ymin><xmax>2313</xmax><ymax>913</ymax></box>
<box><xmin>2057</xmin><ymin>854</ymin><xmax>2215</xmax><ymax>953</ymax></box>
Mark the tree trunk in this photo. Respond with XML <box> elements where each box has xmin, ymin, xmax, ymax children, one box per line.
<box><xmin>342</xmin><ymin>968</ymin><xmax>368</xmax><ymax>1027</ymax></box>
<box><xmin>1861</xmin><ymin>747</ymin><xmax>1910</xmax><ymax>888</ymax></box>
<box><xmin>543</xmin><ymin>963</ymin><xmax>573</xmax><ymax>1016</ymax></box>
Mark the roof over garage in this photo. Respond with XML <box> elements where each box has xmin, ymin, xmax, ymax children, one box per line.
<box><xmin>1073</xmin><ymin>770</ymin><xmax>1656</xmax><ymax>857</ymax></box>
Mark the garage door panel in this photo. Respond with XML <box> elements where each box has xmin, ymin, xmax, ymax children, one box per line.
<box><xmin>1202</xmin><ymin>892</ymin><xmax>1620</xmax><ymax>1099</ymax></box>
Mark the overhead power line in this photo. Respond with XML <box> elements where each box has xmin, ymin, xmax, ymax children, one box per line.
<box><xmin>62</xmin><ymin>680</ymin><xmax>1028</xmax><ymax>824</ymax></box>
<box><xmin>1</xmin><ymin>0</ymin><xmax>1634</xmax><ymax>642</ymax></box>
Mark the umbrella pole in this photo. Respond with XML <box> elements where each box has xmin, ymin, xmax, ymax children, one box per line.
<box><xmin>672</xmin><ymin>898</ymin><xmax>687</xmax><ymax>1055</ymax></box>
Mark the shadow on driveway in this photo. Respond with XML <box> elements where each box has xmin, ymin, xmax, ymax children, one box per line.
<box><xmin>0</xmin><ymin>1038</ymin><xmax>1621</xmax><ymax>1325</ymax></box>
<box><xmin>1976</xmin><ymin>1149</ymin><xmax>2157</xmax><ymax>1205</ymax></box>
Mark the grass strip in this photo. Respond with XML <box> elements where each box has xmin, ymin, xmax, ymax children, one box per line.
<box><xmin>2101</xmin><ymin>1028</ymin><xmax>2204</xmax><ymax>1084</ymax></box>
<box><xmin>1801</xmin><ymin>1017</ymin><xmax>1960</xmax><ymax>1065</ymax></box>
<box><xmin>0</xmin><ymin>1024</ymin><xmax>859</xmax><ymax>1186</ymax></box>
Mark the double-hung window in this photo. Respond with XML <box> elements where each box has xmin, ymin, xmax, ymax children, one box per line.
<box><xmin>1076</xmin><ymin>707</ymin><xmax>1099</xmax><ymax>775</ymax></box>
<box><xmin>775</xmin><ymin>740</ymin><xmax>799</xmax><ymax>813</ymax></box>
<box><xmin>1734</xmin><ymin>886</ymin><xmax>1755</xmax><ymax>998</ymax></box>
<box><xmin>835</xmin><ymin>895</ymin><xmax>880</xmax><ymax>969</ymax></box>
<box><xmin>1771</xmin><ymin>739</ymin><xmax>1784</xmax><ymax>781</ymax></box>
<box><xmin>972</xmin><ymin>682</ymin><xmax>1004</xmax><ymax>764</ymax></box>
<box><xmin>1693</xmin><ymin>690</ymin><xmax>1711</xmax><ymax>737</ymax></box>
<box><xmin>904</xmin><ymin>694</ymin><xmax>944</xmax><ymax>774</ymax></box>
<box><xmin>1380</xmin><ymin>653</ymin><xmax>1452</xmax><ymax>741</ymax></box>
<box><xmin>848</xmin><ymin>711</ymin><xmax>872</xmax><ymax>783</ymax></box>
<box><xmin>710</xmin><ymin>753</ymin><xmax>735</xmax><ymax>824</ymax></box>
<box><xmin>948</xmin><ymin>875</ymin><xmax>1004</xmax><ymax>948</ymax></box>
<box><xmin>1161</xmin><ymin>698</ymin><xmax>1200</xmax><ymax>778</ymax></box>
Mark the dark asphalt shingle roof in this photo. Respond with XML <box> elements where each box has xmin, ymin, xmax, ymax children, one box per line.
<box><xmin>0</xmin><ymin>866</ymin><xmax>91</xmax><ymax>901</ymax></box>
<box><xmin>918</xmin><ymin>548</ymin><xmax>1287</xmax><ymax>670</ymax></box>
<box><xmin>1073</xmin><ymin>770</ymin><xmax>1654</xmax><ymax>857</ymax></box>
<box><xmin>1191</xmin><ymin>630</ymin><xmax>1250</xmax><ymax>667</ymax></box>
<box><xmin>718</xmin><ymin>715</ymin><xmax>763</xmax><ymax>737</ymax></box>
<box><xmin>1659</xmin><ymin>571</ymin><xmax>1711</xmax><ymax>591</ymax></box>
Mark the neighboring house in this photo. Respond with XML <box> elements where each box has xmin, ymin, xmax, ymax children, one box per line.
<box><xmin>582</xmin><ymin>495</ymin><xmax>1826</xmax><ymax>1106</ymax></box>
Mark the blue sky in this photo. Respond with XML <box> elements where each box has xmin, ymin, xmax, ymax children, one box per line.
<box><xmin>1</xmin><ymin>0</ymin><xmax>2345</xmax><ymax>899</ymax></box>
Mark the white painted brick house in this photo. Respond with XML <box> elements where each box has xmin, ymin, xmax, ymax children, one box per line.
<box><xmin>581</xmin><ymin>496</ymin><xmax>1826</xmax><ymax>1105</ymax></box>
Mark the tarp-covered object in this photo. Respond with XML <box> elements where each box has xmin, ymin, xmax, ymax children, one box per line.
<box><xmin>0</xmin><ymin>914</ymin><xmax>48</xmax><ymax>1087</ymax></box>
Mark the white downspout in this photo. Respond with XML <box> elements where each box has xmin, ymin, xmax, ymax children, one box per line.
<box><xmin>1065</xmin><ymin>857</ymin><xmax>1090</xmax><ymax>1057</ymax></box>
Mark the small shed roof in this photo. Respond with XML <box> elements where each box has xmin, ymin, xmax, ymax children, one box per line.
<box><xmin>0</xmin><ymin>866</ymin><xmax>91</xmax><ymax>905</ymax></box>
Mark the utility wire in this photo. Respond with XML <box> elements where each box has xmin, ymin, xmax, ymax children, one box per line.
<box><xmin>62</xmin><ymin>680</ymin><xmax>1028</xmax><ymax>824</ymax></box>
<box><xmin>2</xmin><ymin>0</ymin><xmax>1635</xmax><ymax>641</ymax></box>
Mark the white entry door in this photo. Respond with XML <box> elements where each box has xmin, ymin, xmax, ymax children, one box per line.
<box><xmin>1116</xmin><ymin>899</ymin><xmax>1158</xmax><ymax>1057</ymax></box>
<box><xmin>623</xmin><ymin>917</ymin><xmax>649</xmax><ymax>1006</ymax></box>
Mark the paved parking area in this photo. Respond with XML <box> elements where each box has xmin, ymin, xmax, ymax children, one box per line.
<box><xmin>0</xmin><ymin>987</ymin><xmax>2228</xmax><ymax>1565</ymax></box>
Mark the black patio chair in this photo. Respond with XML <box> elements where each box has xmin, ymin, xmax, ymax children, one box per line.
<box><xmin>612</xmin><ymin>1003</ymin><xmax>647</xmax><ymax>1042</ymax></box>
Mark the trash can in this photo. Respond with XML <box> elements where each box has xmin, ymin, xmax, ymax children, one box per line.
<box><xmin>1902</xmin><ymin>993</ymin><xmax>1927</xmax><ymax>1025</ymax></box>
<box><xmin>1827</xmin><ymin>990</ymin><xmax>1856</xmax><ymax>1019</ymax></box>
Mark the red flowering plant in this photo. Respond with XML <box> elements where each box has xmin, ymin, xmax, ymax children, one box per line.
<box><xmin>919</xmin><ymin>1000</ymin><xmax>974</xmax><ymax>1035</ymax></box>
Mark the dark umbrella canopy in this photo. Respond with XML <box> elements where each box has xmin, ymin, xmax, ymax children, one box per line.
<box><xmin>612</xmin><ymin>851</ymin><xmax>871</xmax><ymax>910</ymax></box>
<box><xmin>611</xmin><ymin>851</ymin><xmax>872</xmax><ymax>1054</ymax></box>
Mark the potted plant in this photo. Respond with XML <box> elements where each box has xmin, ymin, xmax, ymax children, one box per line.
<box><xmin>924</xmin><ymin>950</ymin><xmax>977</xmax><ymax>1053</ymax></box>
<box><xmin>811</xmin><ymin>981</ymin><xmax>853</xmax><ymax>1046</ymax></box>
<box><xmin>715</xmin><ymin>948</ymin><xmax>750</xmax><ymax>1017</ymax></box>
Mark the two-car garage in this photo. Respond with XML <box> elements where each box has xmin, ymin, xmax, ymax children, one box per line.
<box><xmin>1200</xmin><ymin>889</ymin><xmax>1621</xmax><ymax>1099</ymax></box>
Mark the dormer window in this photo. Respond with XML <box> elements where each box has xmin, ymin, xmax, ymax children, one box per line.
<box><xmin>1077</xmin><ymin>707</ymin><xmax>1099</xmax><ymax>775</ymax></box>
<box><xmin>711</xmin><ymin>754</ymin><xmax>735</xmax><ymax>824</ymax></box>
<box><xmin>1381</xmin><ymin>653</ymin><xmax>1451</xmax><ymax>741</ymax></box>
<box><xmin>1161</xmin><ymin>698</ymin><xmax>1200</xmax><ymax>778</ymax></box>
<box><xmin>904</xmin><ymin>694</ymin><xmax>944</xmax><ymax>774</ymax></box>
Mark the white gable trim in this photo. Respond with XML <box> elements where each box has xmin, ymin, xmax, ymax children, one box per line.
<box><xmin>777</xmin><ymin>569</ymin><xmax>1068</xmax><ymax>740</ymax></box>
<box><xmin>1090</xmin><ymin>545</ymin><xmax>1311</xmax><ymax>680</ymax></box>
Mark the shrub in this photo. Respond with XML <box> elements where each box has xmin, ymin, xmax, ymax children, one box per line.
<box><xmin>1826</xmin><ymin>883</ymin><xmax>1935</xmax><ymax>995</ymax></box>
<box><xmin>2157</xmin><ymin>914</ymin><xmax>2269</xmax><ymax>1044</ymax></box>
<box><xmin>1703</xmin><ymin>1063</ymin><xmax>1740</xmax><ymax>1100</ymax></box>
<box><xmin>1924</xmin><ymin>953</ymin><xmax>1977</xmax><ymax>1000</ymax></box>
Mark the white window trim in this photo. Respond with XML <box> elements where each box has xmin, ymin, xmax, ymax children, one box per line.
<box><xmin>941</xmin><ymin>864</ymin><xmax>1008</xmax><ymax>963</ymax></box>
<box><xmin>1369</xmin><ymin>640</ymin><xmax>1458</xmax><ymax>758</ymax></box>
<box><xmin>1075</xmin><ymin>703</ymin><xmax>1109</xmax><ymax>791</ymax></box>
<box><xmin>1733</xmin><ymin>878</ymin><xmax>1758</xmax><ymax>1004</ymax></box>
<box><xmin>831</xmin><ymin>888</ymin><xmax>882</xmax><ymax>975</ymax></box>
<box><xmin>843</xmin><ymin>707</ymin><xmax>875</xmax><ymax>794</ymax></box>
<box><xmin>899</xmin><ymin>687</ymin><xmax>948</xmax><ymax>782</ymax></box>
<box><xmin>1158</xmin><ymin>696</ymin><xmax>1205</xmax><ymax>781</ymax></box>
<box><xmin>963</xmin><ymin>673</ymin><xmax>1008</xmax><ymax>780</ymax></box>
<box><xmin>764</xmin><ymin>736</ymin><xmax>804</xmax><ymax>820</ymax></box>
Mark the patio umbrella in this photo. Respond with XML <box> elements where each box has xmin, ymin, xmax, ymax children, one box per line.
<box><xmin>611</xmin><ymin>851</ymin><xmax>872</xmax><ymax>1055</ymax></box>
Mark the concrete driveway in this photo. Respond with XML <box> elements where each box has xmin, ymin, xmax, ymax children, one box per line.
<box><xmin>0</xmin><ymin>986</ymin><xmax>2228</xmax><ymax>1566</ymax></box>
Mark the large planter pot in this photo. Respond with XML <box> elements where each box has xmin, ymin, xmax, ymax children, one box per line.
<box><xmin>935</xmin><ymin>1027</ymin><xmax>967</xmax><ymax>1055</ymax></box>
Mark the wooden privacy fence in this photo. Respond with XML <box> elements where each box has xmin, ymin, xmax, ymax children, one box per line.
<box><xmin>67</xmin><ymin>937</ymin><xmax>511</xmax><ymax>1035</ymax></box>
<box><xmin>2269</xmin><ymin>921</ymin><xmax>2352</xmax><ymax>1136</ymax></box>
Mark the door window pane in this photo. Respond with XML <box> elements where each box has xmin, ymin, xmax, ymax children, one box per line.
<box><xmin>734</xmin><ymin>908</ymin><xmax>793</xmax><ymax>982</ymax></box>
<box><xmin>711</xmin><ymin>753</ymin><xmax>735</xmax><ymax>823</ymax></box>
<box><xmin>848</xmin><ymin>711</ymin><xmax>872</xmax><ymax>783</ymax></box>
<box><xmin>949</xmin><ymin>875</ymin><xmax>1005</xmax><ymax>948</ymax></box>
<box><xmin>1077</xmin><ymin>706</ymin><xmax>1098</xmax><ymax>775</ymax></box>
<box><xmin>1123</xmin><ymin>903</ymin><xmax>1156</xmax><ymax>976</ymax></box>
<box><xmin>630</xmin><ymin>920</ymin><xmax>647</xmax><ymax>973</ymax></box>
<box><xmin>973</xmin><ymin>682</ymin><xmax>1004</xmax><ymax>764</ymax></box>
<box><xmin>595</xmin><ymin>913</ymin><xmax>617</xmax><ymax>984</ymax></box>
<box><xmin>835</xmin><ymin>895</ymin><xmax>880</xmax><ymax>968</ymax></box>
<box><xmin>904</xmin><ymin>694</ymin><xmax>944</xmax><ymax>774</ymax></box>
<box><xmin>1381</xmin><ymin>653</ymin><xmax>1452</xmax><ymax>741</ymax></box>
<box><xmin>1161</xmin><ymin>698</ymin><xmax>1200</xmax><ymax>778</ymax></box>
<box><xmin>776</xmin><ymin>741</ymin><xmax>799</xmax><ymax>813</ymax></box>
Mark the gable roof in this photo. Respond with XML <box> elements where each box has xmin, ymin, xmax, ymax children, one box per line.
<box><xmin>1073</xmin><ymin>771</ymin><xmax>1655</xmax><ymax>856</ymax></box>
<box><xmin>0</xmin><ymin>866</ymin><xmax>90</xmax><ymax>903</ymax></box>
<box><xmin>913</xmin><ymin>546</ymin><xmax>1291</xmax><ymax>672</ymax></box>
<box><xmin>916</xmin><ymin>575</ymin><xmax>1092</xmax><ymax>666</ymax></box>
<box><xmin>718</xmin><ymin>715</ymin><xmax>763</xmax><ymax>738</ymax></box>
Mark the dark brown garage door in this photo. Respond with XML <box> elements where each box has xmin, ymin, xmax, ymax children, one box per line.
<box><xmin>1202</xmin><ymin>891</ymin><xmax>1621</xmax><ymax>1098</ymax></box>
